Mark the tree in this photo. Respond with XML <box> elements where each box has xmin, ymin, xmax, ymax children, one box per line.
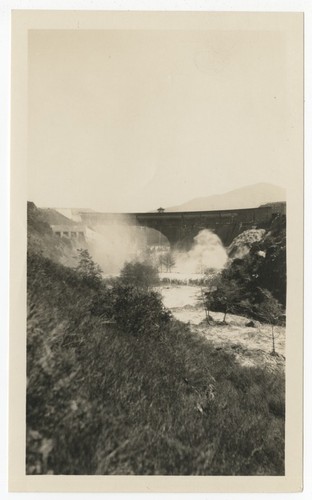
<box><xmin>119</xmin><ymin>261</ymin><xmax>159</xmax><ymax>289</ymax></box>
<box><xmin>76</xmin><ymin>249</ymin><xmax>102</xmax><ymax>287</ymax></box>
<box><xmin>159</xmin><ymin>252</ymin><xmax>175</xmax><ymax>273</ymax></box>
<box><xmin>209</xmin><ymin>276</ymin><xmax>242</xmax><ymax>323</ymax></box>
<box><xmin>255</xmin><ymin>289</ymin><xmax>284</xmax><ymax>355</ymax></box>
<box><xmin>202</xmin><ymin>272</ymin><xmax>220</xmax><ymax>325</ymax></box>
<box><xmin>202</xmin><ymin>289</ymin><xmax>213</xmax><ymax>325</ymax></box>
<box><xmin>157</xmin><ymin>207</ymin><xmax>165</xmax><ymax>213</ymax></box>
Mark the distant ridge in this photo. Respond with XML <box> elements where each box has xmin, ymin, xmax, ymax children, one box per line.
<box><xmin>164</xmin><ymin>183</ymin><xmax>286</xmax><ymax>212</ymax></box>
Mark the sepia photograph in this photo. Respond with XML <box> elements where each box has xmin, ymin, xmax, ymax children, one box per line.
<box><xmin>8</xmin><ymin>7</ymin><xmax>304</xmax><ymax>493</ymax></box>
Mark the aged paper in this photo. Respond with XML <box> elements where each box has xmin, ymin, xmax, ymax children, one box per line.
<box><xmin>9</xmin><ymin>10</ymin><xmax>303</xmax><ymax>493</ymax></box>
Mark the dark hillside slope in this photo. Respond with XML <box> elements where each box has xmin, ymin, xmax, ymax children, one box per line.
<box><xmin>27</xmin><ymin>201</ymin><xmax>86</xmax><ymax>266</ymax></box>
<box><xmin>27</xmin><ymin>252</ymin><xmax>285</xmax><ymax>475</ymax></box>
<box><xmin>40</xmin><ymin>207</ymin><xmax>77</xmax><ymax>225</ymax></box>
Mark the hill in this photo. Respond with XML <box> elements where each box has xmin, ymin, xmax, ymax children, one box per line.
<box><xmin>165</xmin><ymin>183</ymin><xmax>286</xmax><ymax>212</ymax></box>
<box><xmin>27</xmin><ymin>201</ymin><xmax>86</xmax><ymax>266</ymax></box>
<box><xmin>40</xmin><ymin>207</ymin><xmax>77</xmax><ymax>226</ymax></box>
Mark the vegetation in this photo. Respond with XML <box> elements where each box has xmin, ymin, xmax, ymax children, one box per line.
<box><xmin>27</xmin><ymin>252</ymin><xmax>285</xmax><ymax>476</ymax></box>
<box><xmin>255</xmin><ymin>290</ymin><xmax>284</xmax><ymax>355</ymax></box>
<box><xmin>159</xmin><ymin>252</ymin><xmax>175</xmax><ymax>272</ymax></box>
<box><xmin>76</xmin><ymin>248</ymin><xmax>103</xmax><ymax>287</ymax></box>
<box><xmin>201</xmin><ymin>272</ymin><xmax>220</xmax><ymax>325</ymax></box>
<box><xmin>204</xmin><ymin>214</ymin><xmax>286</xmax><ymax>326</ymax></box>
<box><xmin>112</xmin><ymin>283</ymin><xmax>171</xmax><ymax>338</ymax></box>
<box><xmin>119</xmin><ymin>261</ymin><xmax>159</xmax><ymax>289</ymax></box>
<box><xmin>234</xmin><ymin>214</ymin><xmax>286</xmax><ymax>307</ymax></box>
<box><xmin>27</xmin><ymin>201</ymin><xmax>86</xmax><ymax>266</ymax></box>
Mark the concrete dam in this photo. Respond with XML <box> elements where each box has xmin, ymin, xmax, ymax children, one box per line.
<box><xmin>76</xmin><ymin>205</ymin><xmax>279</xmax><ymax>249</ymax></box>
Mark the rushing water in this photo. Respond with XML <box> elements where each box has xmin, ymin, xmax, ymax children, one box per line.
<box><xmin>158</xmin><ymin>283</ymin><xmax>285</xmax><ymax>368</ymax></box>
<box><xmin>158</xmin><ymin>284</ymin><xmax>206</xmax><ymax>325</ymax></box>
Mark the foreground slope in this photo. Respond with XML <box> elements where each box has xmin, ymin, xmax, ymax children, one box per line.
<box><xmin>27</xmin><ymin>251</ymin><xmax>285</xmax><ymax>475</ymax></box>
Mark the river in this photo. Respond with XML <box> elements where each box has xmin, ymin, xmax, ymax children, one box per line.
<box><xmin>157</xmin><ymin>283</ymin><xmax>285</xmax><ymax>370</ymax></box>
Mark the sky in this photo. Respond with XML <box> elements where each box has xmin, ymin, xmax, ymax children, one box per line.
<box><xmin>28</xmin><ymin>24</ymin><xmax>300</xmax><ymax>212</ymax></box>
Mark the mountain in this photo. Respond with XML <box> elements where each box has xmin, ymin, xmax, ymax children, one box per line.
<box><xmin>164</xmin><ymin>183</ymin><xmax>286</xmax><ymax>212</ymax></box>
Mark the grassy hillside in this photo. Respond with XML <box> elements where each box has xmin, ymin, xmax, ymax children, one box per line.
<box><xmin>27</xmin><ymin>252</ymin><xmax>285</xmax><ymax>475</ymax></box>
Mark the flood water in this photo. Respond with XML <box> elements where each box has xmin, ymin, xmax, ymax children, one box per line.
<box><xmin>157</xmin><ymin>282</ymin><xmax>286</xmax><ymax>370</ymax></box>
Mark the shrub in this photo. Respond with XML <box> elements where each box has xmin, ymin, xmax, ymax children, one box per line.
<box><xmin>119</xmin><ymin>261</ymin><xmax>159</xmax><ymax>289</ymax></box>
<box><xmin>112</xmin><ymin>283</ymin><xmax>171</xmax><ymax>337</ymax></box>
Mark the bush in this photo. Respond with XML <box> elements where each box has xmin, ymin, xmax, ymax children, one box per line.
<box><xmin>112</xmin><ymin>283</ymin><xmax>171</xmax><ymax>337</ymax></box>
<box><xmin>119</xmin><ymin>261</ymin><xmax>159</xmax><ymax>289</ymax></box>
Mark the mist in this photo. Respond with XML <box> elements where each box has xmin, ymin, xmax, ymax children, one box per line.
<box><xmin>173</xmin><ymin>230</ymin><xmax>228</xmax><ymax>275</ymax></box>
<box><xmin>85</xmin><ymin>223</ymin><xmax>148</xmax><ymax>275</ymax></box>
<box><xmin>84</xmin><ymin>220</ymin><xmax>228</xmax><ymax>278</ymax></box>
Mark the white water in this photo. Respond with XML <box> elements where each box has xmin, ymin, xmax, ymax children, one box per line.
<box><xmin>173</xmin><ymin>229</ymin><xmax>228</xmax><ymax>274</ymax></box>
<box><xmin>159</xmin><ymin>284</ymin><xmax>285</xmax><ymax>367</ymax></box>
<box><xmin>85</xmin><ymin>225</ymin><xmax>228</xmax><ymax>278</ymax></box>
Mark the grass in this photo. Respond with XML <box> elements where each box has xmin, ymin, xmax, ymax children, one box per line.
<box><xmin>26</xmin><ymin>253</ymin><xmax>285</xmax><ymax>475</ymax></box>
